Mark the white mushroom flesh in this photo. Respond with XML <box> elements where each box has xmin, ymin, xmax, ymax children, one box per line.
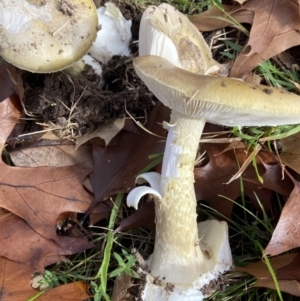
<box><xmin>89</xmin><ymin>2</ymin><xmax>132</xmax><ymax>64</ymax></box>
<box><xmin>0</xmin><ymin>0</ymin><xmax>98</xmax><ymax>72</ymax></box>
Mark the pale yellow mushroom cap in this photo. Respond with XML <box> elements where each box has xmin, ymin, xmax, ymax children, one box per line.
<box><xmin>0</xmin><ymin>0</ymin><xmax>98</xmax><ymax>73</ymax></box>
<box><xmin>134</xmin><ymin>55</ymin><xmax>300</xmax><ymax>127</ymax></box>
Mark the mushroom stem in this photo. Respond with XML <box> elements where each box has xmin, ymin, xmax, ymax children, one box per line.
<box><xmin>151</xmin><ymin>110</ymin><xmax>206</xmax><ymax>286</ymax></box>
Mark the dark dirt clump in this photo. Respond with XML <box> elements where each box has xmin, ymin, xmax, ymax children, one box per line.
<box><xmin>22</xmin><ymin>56</ymin><xmax>154</xmax><ymax>139</ymax></box>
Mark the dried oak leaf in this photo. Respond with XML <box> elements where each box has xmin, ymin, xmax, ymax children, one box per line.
<box><xmin>0</xmin><ymin>257</ymin><xmax>89</xmax><ymax>301</ymax></box>
<box><xmin>0</xmin><ymin>213</ymin><xmax>93</xmax><ymax>271</ymax></box>
<box><xmin>87</xmin><ymin>102</ymin><xmax>168</xmax><ymax>226</ymax></box>
<box><xmin>276</xmin><ymin>252</ymin><xmax>300</xmax><ymax>280</ymax></box>
<box><xmin>0</xmin><ymin>95</ymin><xmax>93</xmax><ymax>242</ymax></box>
<box><xmin>90</xmin><ymin>102</ymin><xmax>170</xmax><ymax>203</ymax></box>
<box><xmin>235</xmin><ymin>0</ymin><xmax>299</xmax><ymax>56</ymax></box>
<box><xmin>231</xmin><ymin>0</ymin><xmax>300</xmax><ymax>78</ymax></box>
<box><xmin>236</xmin><ymin>253</ymin><xmax>300</xmax><ymax>297</ymax></box>
<box><xmin>195</xmin><ymin>143</ymin><xmax>264</xmax><ymax>218</ymax></box>
<box><xmin>111</xmin><ymin>273</ymin><xmax>137</xmax><ymax>301</ymax></box>
<box><xmin>264</xmin><ymin>170</ymin><xmax>300</xmax><ymax>256</ymax></box>
<box><xmin>10</xmin><ymin>142</ymin><xmax>93</xmax><ymax>168</ymax></box>
<box><xmin>279</xmin><ymin>132</ymin><xmax>300</xmax><ymax>174</ymax></box>
<box><xmin>0</xmin><ymin>257</ymin><xmax>38</xmax><ymax>301</ymax></box>
<box><xmin>190</xmin><ymin>5</ymin><xmax>254</xmax><ymax>32</ymax></box>
<box><xmin>0</xmin><ymin>61</ymin><xmax>15</xmax><ymax>102</ymax></box>
<box><xmin>195</xmin><ymin>127</ymin><xmax>293</xmax><ymax>218</ymax></box>
<box><xmin>89</xmin><ymin>199</ymin><xmax>113</xmax><ymax>225</ymax></box>
<box><xmin>35</xmin><ymin>281</ymin><xmax>90</xmax><ymax>301</ymax></box>
<box><xmin>190</xmin><ymin>0</ymin><xmax>300</xmax><ymax>78</ymax></box>
<box><xmin>75</xmin><ymin>118</ymin><xmax>125</xmax><ymax>150</ymax></box>
<box><xmin>115</xmin><ymin>200</ymin><xmax>155</xmax><ymax>233</ymax></box>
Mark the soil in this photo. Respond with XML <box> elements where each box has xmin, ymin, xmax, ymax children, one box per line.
<box><xmin>22</xmin><ymin>0</ymin><xmax>153</xmax><ymax>140</ymax></box>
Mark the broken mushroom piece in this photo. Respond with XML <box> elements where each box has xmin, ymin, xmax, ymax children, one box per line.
<box><xmin>0</xmin><ymin>0</ymin><xmax>98</xmax><ymax>73</ymax></box>
<box><xmin>139</xmin><ymin>3</ymin><xmax>220</xmax><ymax>75</ymax></box>
<box><xmin>89</xmin><ymin>2</ymin><xmax>132</xmax><ymax>64</ymax></box>
<box><xmin>127</xmin><ymin>55</ymin><xmax>300</xmax><ymax>301</ymax></box>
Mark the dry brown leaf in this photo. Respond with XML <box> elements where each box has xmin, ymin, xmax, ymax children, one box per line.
<box><xmin>230</xmin><ymin>0</ymin><xmax>300</xmax><ymax>77</ymax></box>
<box><xmin>264</xmin><ymin>173</ymin><xmax>300</xmax><ymax>256</ymax></box>
<box><xmin>115</xmin><ymin>200</ymin><xmax>155</xmax><ymax>233</ymax></box>
<box><xmin>190</xmin><ymin>0</ymin><xmax>300</xmax><ymax>78</ymax></box>
<box><xmin>89</xmin><ymin>102</ymin><xmax>170</xmax><ymax>203</ymax></box>
<box><xmin>89</xmin><ymin>199</ymin><xmax>113</xmax><ymax>225</ymax></box>
<box><xmin>10</xmin><ymin>142</ymin><xmax>93</xmax><ymax>168</ymax></box>
<box><xmin>279</xmin><ymin>133</ymin><xmax>300</xmax><ymax>174</ymax></box>
<box><xmin>190</xmin><ymin>5</ymin><xmax>254</xmax><ymax>32</ymax></box>
<box><xmin>195</xmin><ymin>142</ymin><xmax>264</xmax><ymax>217</ymax></box>
<box><xmin>76</xmin><ymin>118</ymin><xmax>125</xmax><ymax>150</ymax></box>
<box><xmin>0</xmin><ymin>207</ymin><xmax>10</xmax><ymax>220</ymax></box>
<box><xmin>0</xmin><ymin>258</ymin><xmax>89</xmax><ymax>301</ymax></box>
<box><xmin>111</xmin><ymin>273</ymin><xmax>136</xmax><ymax>301</ymax></box>
<box><xmin>36</xmin><ymin>281</ymin><xmax>90</xmax><ymax>301</ymax></box>
<box><xmin>0</xmin><ymin>213</ymin><xmax>93</xmax><ymax>270</ymax></box>
<box><xmin>231</xmin><ymin>31</ymin><xmax>300</xmax><ymax>78</ymax></box>
<box><xmin>277</xmin><ymin>51</ymin><xmax>298</xmax><ymax>69</ymax></box>
<box><xmin>194</xmin><ymin>125</ymin><xmax>292</xmax><ymax>218</ymax></box>
<box><xmin>236</xmin><ymin>253</ymin><xmax>300</xmax><ymax>296</ymax></box>
<box><xmin>276</xmin><ymin>252</ymin><xmax>300</xmax><ymax>280</ymax></box>
<box><xmin>0</xmin><ymin>95</ymin><xmax>93</xmax><ymax>242</ymax></box>
<box><xmin>263</xmin><ymin>162</ymin><xmax>291</xmax><ymax>191</ymax></box>
<box><xmin>239</xmin><ymin>1</ymin><xmax>299</xmax><ymax>56</ymax></box>
<box><xmin>0</xmin><ymin>61</ymin><xmax>15</xmax><ymax>102</ymax></box>
<box><xmin>0</xmin><ymin>257</ymin><xmax>38</xmax><ymax>301</ymax></box>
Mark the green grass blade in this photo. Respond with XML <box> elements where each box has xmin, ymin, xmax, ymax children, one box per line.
<box><xmin>95</xmin><ymin>193</ymin><xmax>123</xmax><ymax>300</ymax></box>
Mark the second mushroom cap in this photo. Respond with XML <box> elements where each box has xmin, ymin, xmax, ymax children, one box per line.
<box><xmin>0</xmin><ymin>0</ymin><xmax>98</xmax><ymax>73</ymax></box>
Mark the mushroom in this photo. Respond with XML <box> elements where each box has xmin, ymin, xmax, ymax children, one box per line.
<box><xmin>0</xmin><ymin>0</ymin><xmax>98</xmax><ymax>73</ymax></box>
<box><xmin>129</xmin><ymin>55</ymin><xmax>300</xmax><ymax>300</ymax></box>
<box><xmin>125</xmin><ymin>3</ymin><xmax>300</xmax><ymax>301</ymax></box>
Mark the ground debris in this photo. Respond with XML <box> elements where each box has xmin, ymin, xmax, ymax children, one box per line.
<box><xmin>22</xmin><ymin>57</ymin><xmax>154</xmax><ymax>139</ymax></box>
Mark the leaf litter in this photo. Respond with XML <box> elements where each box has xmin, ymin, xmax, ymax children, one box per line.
<box><xmin>0</xmin><ymin>96</ymin><xmax>93</xmax><ymax>242</ymax></box>
<box><xmin>2</xmin><ymin>0</ymin><xmax>300</xmax><ymax>299</ymax></box>
<box><xmin>190</xmin><ymin>0</ymin><xmax>300</xmax><ymax>78</ymax></box>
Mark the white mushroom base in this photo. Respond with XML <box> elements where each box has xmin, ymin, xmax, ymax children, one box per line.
<box><xmin>136</xmin><ymin>219</ymin><xmax>232</xmax><ymax>301</ymax></box>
